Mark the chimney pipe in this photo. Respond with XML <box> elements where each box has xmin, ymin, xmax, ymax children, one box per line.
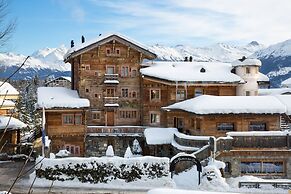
<box><xmin>71</xmin><ymin>40</ymin><xmax>74</xmax><ymax>48</ymax></box>
<box><xmin>81</xmin><ymin>35</ymin><xmax>85</xmax><ymax>43</ymax></box>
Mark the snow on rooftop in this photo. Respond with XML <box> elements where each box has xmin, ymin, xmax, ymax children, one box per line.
<box><xmin>140</xmin><ymin>61</ymin><xmax>243</xmax><ymax>83</ymax></box>
<box><xmin>144</xmin><ymin>128</ymin><xmax>178</xmax><ymax>145</ymax></box>
<box><xmin>64</xmin><ymin>33</ymin><xmax>155</xmax><ymax>60</ymax></box>
<box><xmin>259</xmin><ymin>88</ymin><xmax>291</xmax><ymax>96</ymax></box>
<box><xmin>163</xmin><ymin>95</ymin><xmax>286</xmax><ymax>114</ymax></box>
<box><xmin>0</xmin><ymin>116</ymin><xmax>27</xmax><ymax>131</ymax></box>
<box><xmin>0</xmin><ymin>81</ymin><xmax>19</xmax><ymax>96</ymax></box>
<box><xmin>0</xmin><ymin>99</ymin><xmax>15</xmax><ymax>108</ymax></box>
<box><xmin>37</xmin><ymin>87</ymin><xmax>90</xmax><ymax>109</ymax></box>
<box><xmin>231</xmin><ymin>58</ymin><xmax>262</xmax><ymax>67</ymax></box>
<box><xmin>257</xmin><ymin>72</ymin><xmax>269</xmax><ymax>82</ymax></box>
<box><xmin>281</xmin><ymin>77</ymin><xmax>291</xmax><ymax>87</ymax></box>
<box><xmin>275</xmin><ymin>95</ymin><xmax>291</xmax><ymax>115</ymax></box>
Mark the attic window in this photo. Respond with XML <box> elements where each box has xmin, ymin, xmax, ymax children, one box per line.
<box><xmin>200</xmin><ymin>68</ymin><xmax>206</xmax><ymax>73</ymax></box>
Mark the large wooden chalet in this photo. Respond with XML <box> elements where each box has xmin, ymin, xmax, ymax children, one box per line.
<box><xmin>37</xmin><ymin>33</ymin><xmax>291</xmax><ymax>178</ymax></box>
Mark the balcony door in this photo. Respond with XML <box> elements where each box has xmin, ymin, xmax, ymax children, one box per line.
<box><xmin>107</xmin><ymin>111</ymin><xmax>115</xmax><ymax>126</ymax></box>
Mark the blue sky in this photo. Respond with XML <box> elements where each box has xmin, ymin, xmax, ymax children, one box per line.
<box><xmin>6</xmin><ymin>0</ymin><xmax>291</xmax><ymax>55</ymax></box>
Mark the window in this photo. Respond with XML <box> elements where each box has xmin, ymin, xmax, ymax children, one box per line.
<box><xmin>106</xmin><ymin>66</ymin><xmax>115</xmax><ymax>74</ymax></box>
<box><xmin>92</xmin><ymin>111</ymin><xmax>101</xmax><ymax>120</ymax></box>
<box><xmin>85</xmin><ymin>64</ymin><xmax>90</xmax><ymax>70</ymax></box>
<box><xmin>63</xmin><ymin>114</ymin><xmax>74</xmax><ymax>125</ymax></box>
<box><xmin>116</xmin><ymin>48</ymin><xmax>120</xmax><ymax>55</ymax></box>
<box><xmin>63</xmin><ymin>114</ymin><xmax>82</xmax><ymax>125</ymax></box>
<box><xmin>74</xmin><ymin>114</ymin><xmax>82</xmax><ymax>125</ymax></box>
<box><xmin>64</xmin><ymin>144</ymin><xmax>80</xmax><ymax>156</ymax></box>
<box><xmin>131</xmin><ymin>69</ymin><xmax>137</xmax><ymax>77</ymax></box>
<box><xmin>119</xmin><ymin>110</ymin><xmax>137</xmax><ymax>119</ymax></box>
<box><xmin>150</xmin><ymin>112</ymin><xmax>160</xmax><ymax>124</ymax></box>
<box><xmin>150</xmin><ymin>89</ymin><xmax>160</xmax><ymax>101</ymax></box>
<box><xmin>249</xmin><ymin>122</ymin><xmax>266</xmax><ymax>131</ymax></box>
<box><xmin>176</xmin><ymin>90</ymin><xmax>185</xmax><ymax>101</ymax></box>
<box><xmin>246</xmin><ymin>67</ymin><xmax>251</xmax><ymax>74</ymax></box>
<box><xmin>132</xmin><ymin>91</ymin><xmax>137</xmax><ymax>98</ymax></box>
<box><xmin>106</xmin><ymin>88</ymin><xmax>115</xmax><ymax>97</ymax></box>
<box><xmin>106</xmin><ymin>48</ymin><xmax>111</xmax><ymax>55</ymax></box>
<box><xmin>121</xmin><ymin>66</ymin><xmax>129</xmax><ymax>77</ymax></box>
<box><xmin>240</xmin><ymin>161</ymin><xmax>283</xmax><ymax>174</ymax></box>
<box><xmin>217</xmin><ymin>123</ymin><xmax>235</xmax><ymax>131</ymax></box>
<box><xmin>85</xmin><ymin>88</ymin><xmax>89</xmax><ymax>93</ymax></box>
<box><xmin>246</xmin><ymin>91</ymin><xmax>250</xmax><ymax>96</ymax></box>
<box><xmin>121</xmin><ymin>88</ymin><xmax>129</xmax><ymax>98</ymax></box>
<box><xmin>95</xmin><ymin>71</ymin><xmax>101</xmax><ymax>77</ymax></box>
<box><xmin>174</xmin><ymin>117</ymin><xmax>184</xmax><ymax>132</ymax></box>
<box><xmin>195</xmin><ymin>88</ymin><xmax>203</xmax><ymax>97</ymax></box>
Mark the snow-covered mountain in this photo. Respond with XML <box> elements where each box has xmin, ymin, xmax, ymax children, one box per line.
<box><xmin>150</xmin><ymin>41</ymin><xmax>265</xmax><ymax>62</ymax></box>
<box><xmin>0</xmin><ymin>45</ymin><xmax>70</xmax><ymax>80</ymax></box>
<box><xmin>0</xmin><ymin>39</ymin><xmax>289</xmax><ymax>87</ymax></box>
<box><xmin>252</xmin><ymin>39</ymin><xmax>291</xmax><ymax>87</ymax></box>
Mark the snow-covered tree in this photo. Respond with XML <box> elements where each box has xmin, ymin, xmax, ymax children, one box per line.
<box><xmin>124</xmin><ymin>146</ymin><xmax>133</xmax><ymax>158</ymax></box>
<box><xmin>132</xmin><ymin>139</ymin><xmax>142</xmax><ymax>156</ymax></box>
<box><xmin>106</xmin><ymin>145</ymin><xmax>114</xmax><ymax>157</ymax></box>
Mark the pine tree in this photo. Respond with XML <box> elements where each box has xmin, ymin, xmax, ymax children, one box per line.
<box><xmin>132</xmin><ymin>139</ymin><xmax>142</xmax><ymax>156</ymax></box>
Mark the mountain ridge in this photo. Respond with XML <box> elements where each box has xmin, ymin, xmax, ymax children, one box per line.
<box><xmin>0</xmin><ymin>40</ymin><xmax>290</xmax><ymax>87</ymax></box>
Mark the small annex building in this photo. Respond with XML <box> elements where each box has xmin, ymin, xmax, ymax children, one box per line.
<box><xmin>37</xmin><ymin>87</ymin><xmax>90</xmax><ymax>156</ymax></box>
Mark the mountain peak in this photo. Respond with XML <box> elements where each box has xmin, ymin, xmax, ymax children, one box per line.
<box><xmin>248</xmin><ymin>41</ymin><xmax>260</xmax><ymax>46</ymax></box>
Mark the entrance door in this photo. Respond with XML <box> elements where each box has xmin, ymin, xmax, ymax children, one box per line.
<box><xmin>107</xmin><ymin>111</ymin><xmax>115</xmax><ymax>126</ymax></box>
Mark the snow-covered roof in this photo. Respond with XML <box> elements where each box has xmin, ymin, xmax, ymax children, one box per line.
<box><xmin>64</xmin><ymin>33</ymin><xmax>156</xmax><ymax>61</ymax></box>
<box><xmin>144</xmin><ymin>128</ymin><xmax>178</xmax><ymax>145</ymax></box>
<box><xmin>232</xmin><ymin>58</ymin><xmax>262</xmax><ymax>67</ymax></box>
<box><xmin>0</xmin><ymin>81</ymin><xmax>19</xmax><ymax>96</ymax></box>
<box><xmin>0</xmin><ymin>99</ymin><xmax>15</xmax><ymax>108</ymax></box>
<box><xmin>140</xmin><ymin>61</ymin><xmax>243</xmax><ymax>83</ymax></box>
<box><xmin>257</xmin><ymin>72</ymin><xmax>269</xmax><ymax>82</ymax></box>
<box><xmin>275</xmin><ymin>95</ymin><xmax>291</xmax><ymax>115</ymax></box>
<box><xmin>0</xmin><ymin>116</ymin><xmax>27</xmax><ymax>131</ymax></box>
<box><xmin>37</xmin><ymin>87</ymin><xmax>90</xmax><ymax>109</ymax></box>
<box><xmin>163</xmin><ymin>95</ymin><xmax>286</xmax><ymax>114</ymax></box>
<box><xmin>281</xmin><ymin>77</ymin><xmax>291</xmax><ymax>87</ymax></box>
<box><xmin>46</xmin><ymin>76</ymin><xmax>71</xmax><ymax>84</ymax></box>
<box><xmin>259</xmin><ymin>88</ymin><xmax>291</xmax><ymax>96</ymax></box>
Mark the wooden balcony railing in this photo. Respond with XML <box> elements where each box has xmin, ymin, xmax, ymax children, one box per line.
<box><xmin>86</xmin><ymin>126</ymin><xmax>146</xmax><ymax>135</ymax></box>
<box><xmin>104</xmin><ymin>97</ymin><xmax>119</xmax><ymax>107</ymax></box>
<box><xmin>104</xmin><ymin>74</ymin><xmax>119</xmax><ymax>84</ymax></box>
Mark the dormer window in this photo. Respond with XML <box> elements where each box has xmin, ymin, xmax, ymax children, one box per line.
<box><xmin>246</xmin><ymin>67</ymin><xmax>251</xmax><ymax>74</ymax></box>
<box><xmin>200</xmin><ymin>68</ymin><xmax>206</xmax><ymax>73</ymax></box>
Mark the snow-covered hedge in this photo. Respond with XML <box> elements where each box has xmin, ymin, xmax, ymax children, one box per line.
<box><xmin>35</xmin><ymin>156</ymin><xmax>170</xmax><ymax>183</ymax></box>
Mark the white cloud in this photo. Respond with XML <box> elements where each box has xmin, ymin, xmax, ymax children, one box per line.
<box><xmin>89</xmin><ymin>0</ymin><xmax>291</xmax><ymax>46</ymax></box>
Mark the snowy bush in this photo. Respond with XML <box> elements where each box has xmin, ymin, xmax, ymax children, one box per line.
<box><xmin>55</xmin><ymin>149</ymin><xmax>70</xmax><ymax>158</ymax></box>
<box><xmin>106</xmin><ymin>145</ymin><xmax>114</xmax><ymax>157</ymax></box>
<box><xmin>35</xmin><ymin>156</ymin><xmax>170</xmax><ymax>183</ymax></box>
<box><xmin>124</xmin><ymin>146</ymin><xmax>133</xmax><ymax>158</ymax></box>
<box><xmin>199</xmin><ymin>163</ymin><xmax>229</xmax><ymax>191</ymax></box>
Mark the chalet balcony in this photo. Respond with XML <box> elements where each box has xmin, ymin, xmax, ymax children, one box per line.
<box><xmin>104</xmin><ymin>74</ymin><xmax>119</xmax><ymax>84</ymax></box>
<box><xmin>86</xmin><ymin>126</ymin><xmax>145</xmax><ymax>136</ymax></box>
<box><xmin>104</xmin><ymin>97</ymin><xmax>119</xmax><ymax>107</ymax></box>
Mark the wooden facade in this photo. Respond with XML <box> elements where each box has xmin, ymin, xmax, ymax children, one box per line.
<box><xmin>142</xmin><ymin>78</ymin><xmax>237</xmax><ymax>127</ymax></box>
<box><xmin>165</xmin><ymin>110</ymin><xmax>281</xmax><ymax>137</ymax></box>
<box><xmin>45</xmin><ymin>109</ymin><xmax>87</xmax><ymax>156</ymax></box>
<box><xmin>65</xmin><ymin>35</ymin><xmax>156</xmax><ymax>127</ymax></box>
